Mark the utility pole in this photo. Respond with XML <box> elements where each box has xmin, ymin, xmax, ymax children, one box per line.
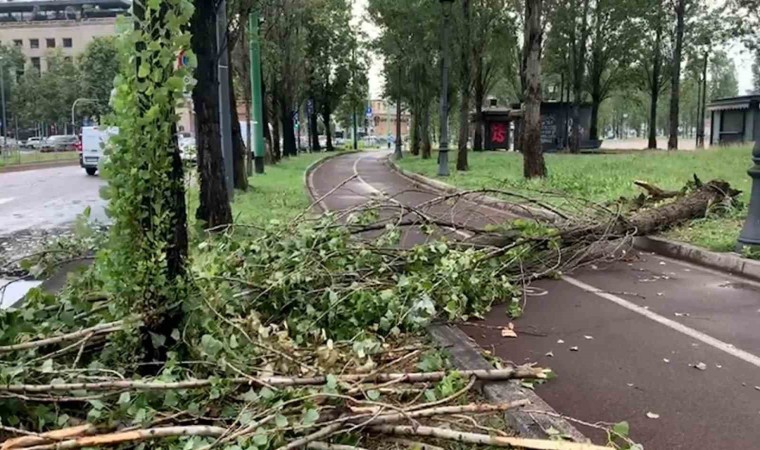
<box><xmin>249</xmin><ymin>10</ymin><xmax>265</xmax><ymax>173</ymax></box>
<box><xmin>217</xmin><ymin>0</ymin><xmax>234</xmax><ymax>200</ymax></box>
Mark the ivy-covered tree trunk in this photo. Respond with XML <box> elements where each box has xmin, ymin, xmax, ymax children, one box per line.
<box><xmin>228</xmin><ymin>62</ymin><xmax>248</xmax><ymax>191</ymax></box>
<box><xmin>522</xmin><ymin>0</ymin><xmax>547</xmax><ymax>178</ymax></box>
<box><xmin>193</xmin><ymin>0</ymin><xmax>232</xmax><ymax>228</ymax></box>
<box><xmin>106</xmin><ymin>0</ymin><xmax>190</xmax><ymax>365</ymax></box>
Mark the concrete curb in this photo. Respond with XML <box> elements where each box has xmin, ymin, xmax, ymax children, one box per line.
<box><xmin>429</xmin><ymin>324</ymin><xmax>589</xmax><ymax>441</ymax></box>
<box><xmin>388</xmin><ymin>156</ymin><xmax>760</xmax><ymax>282</ymax></box>
<box><xmin>0</xmin><ymin>159</ymin><xmax>79</xmax><ymax>174</ymax></box>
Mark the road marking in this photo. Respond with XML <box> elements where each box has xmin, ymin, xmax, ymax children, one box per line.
<box><xmin>352</xmin><ymin>154</ymin><xmax>381</xmax><ymax>194</ymax></box>
<box><xmin>562</xmin><ymin>274</ymin><xmax>760</xmax><ymax>369</ymax></box>
<box><xmin>0</xmin><ymin>197</ymin><xmax>14</xmax><ymax>206</ymax></box>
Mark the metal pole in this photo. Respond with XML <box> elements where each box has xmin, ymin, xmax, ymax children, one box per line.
<box><xmin>0</xmin><ymin>58</ymin><xmax>6</xmax><ymax>149</ymax></box>
<box><xmin>249</xmin><ymin>10</ymin><xmax>265</xmax><ymax>174</ymax></box>
<box><xmin>437</xmin><ymin>0</ymin><xmax>452</xmax><ymax>176</ymax></box>
<box><xmin>738</xmin><ymin>141</ymin><xmax>760</xmax><ymax>249</ymax></box>
<box><xmin>217</xmin><ymin>0</ymin><xmax>234</xmax><ymax>200</ymax></box>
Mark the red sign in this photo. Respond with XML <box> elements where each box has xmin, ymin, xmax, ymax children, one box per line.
<box><xmin>490</xmin><ymin>122</ymin><xmax>508</xmax><ymax>145</ymax></box>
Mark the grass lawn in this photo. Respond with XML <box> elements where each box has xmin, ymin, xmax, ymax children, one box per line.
<box><xmin>398</xmin><ymin>146</ymin><xmax>754</xmax><ymax>252</ymax></box>
<box><xmin>0</xmin><ymin>150</ymin><xmax>79</xmax><ymax>168</ymax></box>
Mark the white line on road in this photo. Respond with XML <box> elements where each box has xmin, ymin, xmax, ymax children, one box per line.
<box><xmin>562</xmin><ymin>274</ymin><xmax>760</xmax><ymax>369</ymax></box>
<box><xmin>0</xmin><ymin>197</ymin><xmax>15</xmax><ymax>206</ymax></box>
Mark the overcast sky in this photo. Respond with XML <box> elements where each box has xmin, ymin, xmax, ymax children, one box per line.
<box><xmin>352</xmin><ymin>0</ymin><xmax>756</xmax><ymax>99</ymax></box>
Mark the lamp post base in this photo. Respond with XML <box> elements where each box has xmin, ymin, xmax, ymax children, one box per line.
<box><xmin>738</xmin><ymin>148</ymin><xmax>760</xmax><ymax>249</ymax></box>
<box><xmin>394</xmin><ymin>143</ymin><xmax>403</xmax><ymax>160</ymax></box>
<box><xmin>254</xmin><ymin>156</ymin><xmax>265</xmax><ymax>174</ymax></box>
<box><xmin>438</xmin><ymin>148</ymin><xmax>449</xmax><ymax>176</ymax></box>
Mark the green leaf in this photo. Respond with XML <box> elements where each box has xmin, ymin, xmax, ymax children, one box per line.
<box><xmin>39</xmin><ymin>359</ymin><xmax>54</xmax><ymax>373</ymax></box>
<box><xmin>240</xmin><ymin>388</ymin><xmax>259</xmax><ymax>402</ymax></box>
<box><xmin>302</xmin><ymin>408</ymin><xmax>319</xmax><ymax>426</ymax></box>
<box><xmin>229</xmin><ymin>334</ymin><xmax>239</xmax><ymax>349</ymax></box>
<box><xmin>138</xmin><ymin>63</ymin><xmax>150</xmax><ymax>78</ymax></box>
<box><xmin>200</xmin><ymin>334</ymin><xmax>224</xmax><ymax>358</ymax></box>
<box><xmin>612</xmin><ymin>421</ymin><xmax>630</xmax><ymax>438</ymax></box>
<box><xmin>117</xmin><ymin>392</ymin><xmax>131</xmax><ymax>405</ymax></box>
<box><xmin>366</xmin><ymin>389</ymin><xmax>380</xmax><ymax>401</ymax></box>
<box><xmin>252</xmin><ymin>433</ymin><xmax>268</xmax><ymax>446</ymax></box>
<box><xmin>275</xmin><ymin>414</ymin><xmax>288</xmax><ymax>428</ymax></box>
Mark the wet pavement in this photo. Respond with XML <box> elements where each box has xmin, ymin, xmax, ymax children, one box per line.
<box><xmin>0</xmin><ymin>165</ymin><xmax>107</xmax><ymax>236</ymax></box>
<box><xmin>309</xmin><ymin>150</ymin><xmax>760</xmax><ymax>449</ymax></box>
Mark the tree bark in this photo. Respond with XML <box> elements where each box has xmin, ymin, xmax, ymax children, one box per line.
<box><xmin>648</xmin><ymin>12</ymin><xmax>662</xmax><ymax>150</ymax></box>
<box><xmin>668</xmin><ymin>0</ymin><xmax>686</xmax><ymax>150</ymax></box>
<box><xmin>281</xmin><ymin>99</ymin><xmax>297</xmax><ymax>157</ymax></box>
<box><xmin>228</xmin><ymin>60</ymin><xmax>248</xmax><ymax>191</ymax></box>
<box><xmin>570</xmin><ymin>0</ymin><xmax>591</xmax><ymax>153</ymax></box>
<box><xmin>132</xmin><ymin>0</ymin><xmax>188</xmax><ymax>366</ymax></box>
<box><xmin>261</xmin><ymin>67</ymin><xmax>274</xmax><ymax>163</ymax></box>
<box><xmin>193</xmin><ymin>0</ymin><xmax>232</xmax><ymax>229</ymax></box>
<box><xmin>322</xmin><ymin>105</ymin><xmax>334</xmax><ymax>151</ymax></box>
<box><xmin>421</xmin><ymin>104</ymin><xmax>432</xmax><ymax>159</ymax></box>
<box><xmin>522</xmin><ymin>0</ymin><xmax>547</xmax><ymax>178</ymax></box>
<box><xmin>696</xmin><ymin>52</ymin><xmax>708</xmax><ymax>149</ymax></box>
<box><xmin>309</xmin><ymin>101</ymin><xmax>321</xmax><ymax>152</ymax></box>
<box><xmin>411</xmin><ymin>107</ymin><xmax>421</xmax><ymax>156</ymax></box>
<box><xmin>456</xmin><ymin>0</ymin><xmax>471</xmax><ymax>171</ymax></box>
<box><xmin>473</xmin><ymin>55</ymin><xmax>484</xmax><ymax>152</ymax></box>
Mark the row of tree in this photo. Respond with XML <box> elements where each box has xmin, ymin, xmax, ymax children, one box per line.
<box><xmin>368</xmin><ymin>0</ymin><xmax>757</xmax><ymax>178</ymax></box>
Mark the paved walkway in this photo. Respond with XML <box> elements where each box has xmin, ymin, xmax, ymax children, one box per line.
<box><xmin>309</xmin><ymin>150</ymin><xmax>760</xmax><ymax>449</ymax></box>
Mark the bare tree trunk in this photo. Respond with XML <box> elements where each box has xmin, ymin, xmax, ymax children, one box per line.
<box><xmin>456</xmin><ymin>0</ymin><xmax>471</xmax><ymax>171</ymax></box>
<box><xmin>309</xmin><ymin>101</ymin><xmax>321</xmax><ymax>152</ymax></box>
<box><xmin>323</xmin><ymin>105</ymin><xmax>334</xmax><ymax>151</ymax></box>
<box><xmin>411</xmin><ymin>107</ymin><xmax>421</xmax><ymax>156</ymax></box>
<box><xmin>648</xmin><ymin>13</ymin><xmax>662</xmax><ymax>150</ymax></box>
<box><xmin>473</xmin><ymin>55</ymin><xmax>485</xmax><ymax>152</ymax></box>
<box><xmin>570</xmin><ymin>0</ymin><xmax>591</xmax><ymax>153</ymax></box>
<box><xmin>522</xmin><ymin>0</ymin><xmax>547</xmax><ymax>178</ymax></box>
<box><xmin>228</xmin><ymin>62</ymin><xmax>248</xmax><ymax>191</ymax></box>
<box><xmin>422</xmin><ymin>103</ymin><xmax>432</xmax><ymax>159</ymax></box>
<box><xmin>668</xmin><ymin>0</ymin><xmax>686</xmax><ymax>150</ymax></box>
<box><xmin>696</xmin><ymin>52</ymin><xmax>708</xmax><ymax>149</ymax></box>
<box><xmin>281</xmin><ymin>99</ymin><xmax>297</xmax><ymax>157</ymax></box>
<box><xmin>262</xmin><ymin>68</ymin><xmax>275</xmax><ymax>163</ymax></box>
<box><xmin>193</xmin><ymin>0</ymin><xmax>232</xmax><ymax>228</ymax></box>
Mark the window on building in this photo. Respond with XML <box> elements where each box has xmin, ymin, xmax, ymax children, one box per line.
<box><xmin>13</xmin><ymin>39</ymin><xmax>22</xmax><ymax>47</ymax></box>
<box><xmin>31</xmin><ymin>57</ymin><xmax>41</xmax><ymax>72</ymax></box>
<box><xmin>63</xmin><ymin>38</ymin><xmax>72</xmax><ymax>48</ymax></box>
<box><xmin>46</xmin><ymin>38</ymin><xmax>55</xmax><ymax>48</ymax></box>
<box><xmin>30</xmin><ymin>39</ymin><xmax>39</xmax><ymax>49</ymax></box>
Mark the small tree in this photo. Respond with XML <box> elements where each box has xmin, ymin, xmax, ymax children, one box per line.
<box><xmin>79</xmin><ymin>36</ymin><xmax>120</xmax><ymax>120</ymax></box>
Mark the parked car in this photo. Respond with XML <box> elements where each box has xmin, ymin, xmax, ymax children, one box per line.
<box><xmin>22</xmin><ymin>137</ymin><xmax>45</xmax><ymax>150</ymax></box>
<box><xmin>41</xmin><ymin>135</ymin><xmax>79</xmax><ymax>152</ymax></box>
<box><xmin>81</xmin><ymin>126</ymin><xmax>118</xmax><ymax>176</ymax></box>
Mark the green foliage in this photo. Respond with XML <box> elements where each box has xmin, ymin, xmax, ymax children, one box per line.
<box><xmin>78</xmin><ymin>36</ymin><xmax>121</xmax><ymax>120</ymax></box>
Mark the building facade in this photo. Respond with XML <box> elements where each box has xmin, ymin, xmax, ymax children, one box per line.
<box><xmin>0</xmin><ymin>0</ymin><xmax>128</xmax><ymax>72</ymax></box>
<box><xmin>708</xmin><ymin>95</ymin><xmax>760</xmax><ymax>146</ymax></box>
<box><xmin>368</xmin><ymin>99</ymin><xmax>410</xmax><ymax>139</ymax></box>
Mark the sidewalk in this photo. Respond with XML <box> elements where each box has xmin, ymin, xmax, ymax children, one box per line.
<box><xmin>308</xmin><ymin>150</ymin><xmax>760</xmax><ymax>449</ymax></box>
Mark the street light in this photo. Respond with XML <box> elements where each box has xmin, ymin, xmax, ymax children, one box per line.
<box><xmin>738</xmin><ymin>142</ymin><xmax>760</xmax><ymax>249</ymax></box>
<box><xmin>394</xmin><ymin>63</ymin><xmax>403</xmax><ymax>160</ymax></box>
<box><xmin>437</xmin><ymin>0</ymin><xmax>454</xmax><ymax>176</ymax></box>
<box><xmin>71</xmin><ymin>98</ymin><xmax>97</xmax><ymax>134</ymax></box>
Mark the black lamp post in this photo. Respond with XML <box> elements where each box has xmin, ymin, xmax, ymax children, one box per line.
<box><xmin>394</xmin><ymin>63</ymin><xmax>403</xmax><ymax>160</ymax></box>
<box><xmin>738</xmin><ymin>141</ymin><xmax>760</xmax><ymax>249</ymax></box>
<box><xmin>437</xmin><ymin>0</ymin><xmax>454</xmax><ymax>176</ymax></box>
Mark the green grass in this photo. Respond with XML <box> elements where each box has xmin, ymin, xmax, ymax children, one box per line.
<box><xmin>0</xmin><ymin>150</ymin><xmax>79</xmax><ymax>168</ymax></box>
<box><xmin>231</xmin><ymin>152</ymin><xmax>332</xmax><ymax>226</ymax></box>
<box><xmin>398</xmin><ymin>146</ymin><xmax>754</xmax><ymax>252</ymax></box>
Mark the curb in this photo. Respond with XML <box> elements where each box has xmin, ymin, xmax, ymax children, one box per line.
<box><xmin>303</xmin><ymin>149</ymin><xmax>362</xmax><ymax>213</ymax></box>
<box><xmin>0</xmin><ymin>159</ymin><xmax>79</xmax><ymax>174</ymax></box>
<box><xmin>429</xmin><ymin>324</ymin><xmax>589</xmax><ymax>441</ymax></box>
<box><xmin>388</xmin><ymin>157</ymin><xmax>760</xmax><ymax>283</ymax></box>
<box><xmin>305</xmin><ymin>151</ymin><xmax>589</xmax><ymax>442</ymax></box>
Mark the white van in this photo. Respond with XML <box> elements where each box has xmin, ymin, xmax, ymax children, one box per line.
<box><xmin>81</xmin><ymin>126</ymin><xmax>118</xmax><ymax>176</ymax></box>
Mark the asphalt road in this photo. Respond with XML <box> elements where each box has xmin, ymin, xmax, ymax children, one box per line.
<box><xmin>309</xmin><ymin>150</ymin><xmax>760</xmax><ymax>449</ymax></box>
<box><xmin>0</xmin><ymin>165</ymin><xmax>107</xmax><ymax>236</ymax></box>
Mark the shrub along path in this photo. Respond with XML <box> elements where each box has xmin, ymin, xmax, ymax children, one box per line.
<box><xmin>309</xmin><ymin>150</ymin><xmax>760</xmax><ymax>450</ymax></box>
<box><xmin>398</xmin><ymin>147</ymin><xmax>752</xmax><ymax>252</ymax></box>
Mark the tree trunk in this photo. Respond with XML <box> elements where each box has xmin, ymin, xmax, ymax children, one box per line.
<box><xmin>323</xmin><ymin>105</ymin><xmax>334</xmax><ymax>151</ymax></box>
<box><xmin>473</xmin><ymin>56</ymin><xmax>485</xmax><ymax>152</ymax></box>
<box><xmin>228</xmin><ymin>62</ymin><xmax>248</xmax><ymax>191</ymax></box>
<box><xmin>132</xmin><ymin>0</ymin><xmax>188</xmax><ymax>366</ymax></box>
<box><xmin>522</xmin><ymin>0</ymin><xmax>547</xmax><ymax>178</ymax></box>
<box><xmin>668</xmin><ymin>0</ymin><xmax>686</xmax><ymax>150</ymax></box>
<box><xmin>422</xmin><ymin>104</ymin><xmax>432</xmax><ymax>159</ymax></box>
<box><xmin>648</xmin><ymin>18</ymin><xmax>662</xmax><ymax>149</ymax></box>
<box><xmin>309</xmin><ymin>102</ymin><xmax>321</xmax><ymax>152</ymax></box>
<box><xmin>281</xmin><ymin>99</ymin><xmax>297</xmax><ymax>157</ymax></box>
<box><xmin>590</xmin><ymin>94</ymin><xmax>601</xmax><ymax>142</ymax></box>
<box><xmin>411</xmin><ymin>107</ymin><xmax>421</xmax><ymax>156</ymax></box>
<box><xmin>261</xmin><ymin>68</ymin><xmax>274</xmax><ymax>163</ymax></box>
<box><xmin>570</xmin><ymin>0</ymin><xmax>591</xmax><ymax>153</ymax></box>
<box><xmin>456</xmin><ymin>0</ymin><xmax>471</xmax><ymax>171</ymax></box>
<box><xmin>193</xmin><ymin>0</ymin><xmax>232</xmax><ymax>229</ymax></box>
<box><xmin>271</xmin><ymin>105</ymin><xmax>281</xmax><ymax>162</ymax></box>
<box><xmin>696</xmin><ymin>52</ymin><xmax>708</xmax><ymax>149</ymax></box>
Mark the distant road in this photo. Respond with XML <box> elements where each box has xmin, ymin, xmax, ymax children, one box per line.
<box><xmin>0</xmin><ymin>165</ymin><xmax>107</xmax><ymax>236</ymax></box>
<box><xmin>601</xmin><ymin>137</ymin><xmax>697</xmax><ymax>150</ymax></box>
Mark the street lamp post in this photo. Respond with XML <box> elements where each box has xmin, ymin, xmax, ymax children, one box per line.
<box><xmin>437</xmin><ymin>0</ymin><xmax>454</xmax><ymax>176</ymax></box>
<box><xmin>738</xmin><ymin>142</ymin><xmax>760</xmax><ymax>249</ymax></box>
<box><xmin>394</xmin><ymin>63</ymin><xmax>402</xmax><ymax>160</ymax></box>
